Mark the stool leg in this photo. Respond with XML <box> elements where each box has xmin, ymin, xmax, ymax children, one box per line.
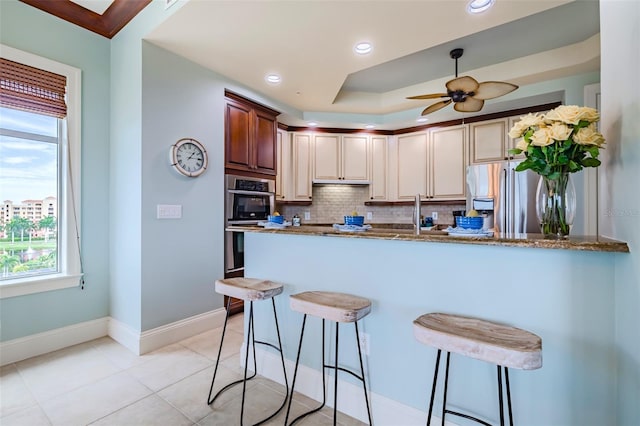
<box><xmin>239</xmin><ymin>301</ymin><xmax>256</xmax><ymax>425</ymax></box>
<box><xmin>505</xmin><ymin>367</ymin><xmax>513</xmax><ymax>426</ymax></box>
<box><xmin>426</xmin><ymin>349</ymin><xmax>442</xmax><ymax>426</ymax></box>
<box><xmin>207</xmin><ymin>297</ymin><xmax>232</xmax><ymax>405</ymax></box>
<box><xmin>354</xmin><ymin>322</ymin><xmax>373</xmax><ymax>425</ymax></box>
<box><xmin>285</xmin><ymin>314</ymin><xmax>307</xmax><ymax>425</ymax></box>
<box><xmin>333</xmin><ymin>322</ymin><xmax>339</xmax><ymax>426</ymax></box>
<box><xmin>442</xmin><ymin>352</ymin><xmax>451</xmax><ymax>426</ymax></box>
<box><xmin>497</xmin><ymin>366</ymin><xmax>505</xmax><ymax>426</ymax></box>
<box><xmin>286</xmin><ymin>317</ymin><xmax>329</xmax><ymax>426</ymax></box>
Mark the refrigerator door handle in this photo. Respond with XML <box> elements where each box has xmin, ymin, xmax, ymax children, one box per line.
<box><xmin>502</xmin><ymin>168</ymin><xmax>508</xmax><ymax>233</ymax></box>
<box><xmin>510</xmin><ymin>167</ymin><xmax>516</xmax><ymax>234</ymax></box>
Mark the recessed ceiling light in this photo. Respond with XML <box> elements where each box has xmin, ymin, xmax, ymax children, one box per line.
<box><xmin>467</xmin><ymin>0</ymin><xmax>495</xmax><ymax>14</ymax></box>
<box><xmin>365</xmin><ymin>124</ymin><xmax>376</xmax><ymax>129</ymax></box>
<box><xmin>354</xmin><ymin>42</ymin><xmax>373</xmax><ymax>55</ymax></box>
<box><xmin>265</xmin><ymin>74</ymin><xmax>281</xmax><ymax>84</ymax></box>
<box><xmin>417</xmin><ymin>118</ymin><xmax>429</xmax><ymax>123</ymax></box>
<box><xmin>308</xmin><ymin>121</ymin><xmax>318</xmax><ymax>127</ymax></box>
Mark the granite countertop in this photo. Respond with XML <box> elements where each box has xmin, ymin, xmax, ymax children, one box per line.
<box><xmin>227</xmin><ymin>224</ymin><xmax>630</xmax><ymax>253</ymax></box>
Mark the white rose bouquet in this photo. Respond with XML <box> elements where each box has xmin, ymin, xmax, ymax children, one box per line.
<box><xmin>509</xmin><ymin>105</ymin><xmax>605</xmax><ymax>179</ymax></box>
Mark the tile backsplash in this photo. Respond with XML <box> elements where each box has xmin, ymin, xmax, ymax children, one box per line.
<box><xmin>277</xmin><ymin>185</ymin><xmax>465</xmax><ymax>226</ymax></box>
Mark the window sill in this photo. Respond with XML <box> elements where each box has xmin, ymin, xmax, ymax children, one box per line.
<box><xmin>0</xmin><ymin>273</ymin><xmax>83</xmax><ymax>299</ymax></box>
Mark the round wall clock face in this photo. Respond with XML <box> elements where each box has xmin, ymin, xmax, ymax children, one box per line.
<box><xmin>170</xmin><ymin>138</ymin><xmax>208</xmax><ymax>177</ymax></box>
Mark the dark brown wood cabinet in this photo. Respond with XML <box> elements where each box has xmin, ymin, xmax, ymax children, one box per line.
<box><xmin>225</xmin><ymin>90</ymin><xmax>279</xmax><ymax>176</ymax></box>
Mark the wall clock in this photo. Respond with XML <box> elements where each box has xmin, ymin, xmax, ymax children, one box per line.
<box><xmin>170</xmin><ymin>138</ymin><xmax>208</xmax><ymax>177</ymax></box>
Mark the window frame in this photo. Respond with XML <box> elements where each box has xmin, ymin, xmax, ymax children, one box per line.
<box><xmin>0</xmin><ymin>44</ymin><xmax>82</xmax><ymax>299</ymax></box>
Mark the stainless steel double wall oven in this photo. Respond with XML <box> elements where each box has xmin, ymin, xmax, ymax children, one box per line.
<box><xmin>224</xmin><ymin>174</ymin><xmax>275</xmax><ymax>275</ymax></box>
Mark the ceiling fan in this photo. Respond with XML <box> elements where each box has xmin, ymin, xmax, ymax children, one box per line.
<box><xmin>407</xmin><ymin>48</ymin><xmax>518</xmax><ymax>115</ymax></box>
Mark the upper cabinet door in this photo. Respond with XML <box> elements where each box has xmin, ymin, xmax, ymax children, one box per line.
<box><xmin>342</xmin><ymin>135</ymin><xmax>369</xmax><ymax>181</ymax></box>
<box><xmin>254</xmin><ymin>109</ymin><xmax>277</xmax><ymax>174</ymax></box>
<box><xmin>225</xmin><ymin>100</ymin><xmax>252</xmax><ymax>169</ymax></box>
<box><xmin>292</xmin><ymin>133</ymin><xmax>313</xmax><ymax>200</ymax></box>
<box><xmin>396</xmin><ymin>132</ymin><xmax>428</xmax><ymax>199</ymax></box>
<box><xmin>429</xmin><ymin>125</ymin><xmax>467</xmax><ymax>200</ymax></box>
<box><xmin>224</xmin><ymin>91</ymin><xmax>279</xmax><ymax>176</ymax></box>
<box><xmin>470</xmin><ymin>118</ymin><xmax>508</xmax><ymax>163</ymax></box>
<box><xmin>369</xmin><ymin>136</ymin><xmax>388</xmax><ymax>201</ymax></box>
<box><xmin>313</xmin><ymin>134</ymin><xmax>341</xmax><ymax>180</ymax></box>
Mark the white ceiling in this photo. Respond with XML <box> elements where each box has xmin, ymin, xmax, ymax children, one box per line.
<box><xmin>145</xmin><ymin>0</ymin><xmax>600</xmax><ymax>130</ymax></box>
<box><xmin>69</xmin><ymin>0</ymin><xmax>113</xmax><ymax>15</ymax></box>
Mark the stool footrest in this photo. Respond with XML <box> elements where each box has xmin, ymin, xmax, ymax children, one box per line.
<box><xmin>444</xmin><ymin>409</ymin><xmax>493</xmax><ymax>426</ymax></box>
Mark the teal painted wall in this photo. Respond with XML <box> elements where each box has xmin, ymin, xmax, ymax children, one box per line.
<box><xmin>246</xmin><ymin>231</ymin><xmax>618</xmax><ymax>425</ymax></box>
<box><xmin>0</xmin><ymin>0</ymin><xmax>111</xmax><ymax>340</ymax></box>
<box><xmin>600</xmin><ymin>1</ymin><xmax>640</xmax><ymax>424</ymax></box>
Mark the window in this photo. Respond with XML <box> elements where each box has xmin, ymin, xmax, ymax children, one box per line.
<box><xmin>0</xmin><ymin>45</ymin><xmax>82</xmax><ymax>298</ymax></box>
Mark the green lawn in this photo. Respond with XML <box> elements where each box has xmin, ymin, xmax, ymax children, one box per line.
<box><xmin>0</xmin><ymin>239</ymin><xmax>56</xmax><ymax>252</ymax></box>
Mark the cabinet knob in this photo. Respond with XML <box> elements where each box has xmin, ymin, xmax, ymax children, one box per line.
<box><xmin>370</xmin><ymin>197</ymin><xmax>373</xmax><ymax>200</ymax></box>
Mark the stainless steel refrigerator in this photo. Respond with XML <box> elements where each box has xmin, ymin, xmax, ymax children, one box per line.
<box><xmin>466</xmin><ymin>161</ymin><xmax>540</xmax><ymax>234</ymax></box>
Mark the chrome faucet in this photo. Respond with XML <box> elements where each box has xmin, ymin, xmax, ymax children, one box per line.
<box><xmin>414</xmin><ymin>194</ymin><xmax>421</xmax><ymax>235</ymax></box>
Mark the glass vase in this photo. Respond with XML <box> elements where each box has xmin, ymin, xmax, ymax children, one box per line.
<box><xmin>536</xmin><ymin>173</ymin><xmax>576</xmax><ymax>237</ymax></box>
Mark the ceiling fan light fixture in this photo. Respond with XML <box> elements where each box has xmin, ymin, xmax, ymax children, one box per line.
<box><xmin>354</xmin><ymin>42</ymin><xmax>373</xmax><ymax>55</ymax></box>
<box><xmin>467</xmin><ymin>0</ymin><xmax>495</xmax><ymax>14</ymax></box>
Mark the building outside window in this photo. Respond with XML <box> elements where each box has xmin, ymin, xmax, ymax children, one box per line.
<box><xmin>0</xmin><ymin>45</ymin><xmax>82</xmax><ymax>298</ymax></box>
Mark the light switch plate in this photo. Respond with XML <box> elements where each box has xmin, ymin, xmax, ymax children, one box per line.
<box><xmin>157</xmin><ymin>204</ymin><xmax>182</xmax><ymax>219</ymax></box>
<box><xmin>367</xmin><ymin>212</ymin><xmax>373</xmax><ymax>220</ymax></box>
<box><xmin>304</xmin><ymin>211</ymin><xmax>311</xmax><ymax>220</ymax></box>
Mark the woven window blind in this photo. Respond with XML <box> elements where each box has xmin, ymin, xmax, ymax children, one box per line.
<box><xmin>0</xmin><ymin>58</ymin><xmax>67</xmax><ymax>118</ymax></box>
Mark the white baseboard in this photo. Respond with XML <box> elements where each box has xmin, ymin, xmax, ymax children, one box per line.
<box><xmin>0</xmin><ymin>317</ymin><xmax>108</xmax><ymax>366</ymax></box>
<box><xmin>1</xmin><ymin>308</ymin><xmax>228</xmax><ymax>365</ymax></box>
<box><xmin>252</xmin><ymin>347</ymin><xmax>459</xmax><ymax>426</ymax></box>
<box><xmin>108</xmin><ymin>308</ymin><xmax>227</xmax><ymax>355</ymax></box>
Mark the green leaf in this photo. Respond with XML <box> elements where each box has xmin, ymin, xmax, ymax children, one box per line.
<box><xmin>547</xmin><ymin>171</ymin><xmax>560</xmax><ymax>180</ymax></box>
<box><xmin>582</xmin><ymin>158</ymin><xmax>601</xmax><ymax>168</ymax></box>
<box><xmin>569</xmin><ymin>160</ymin><xmax>582</xmax><ymax>172</ymax></box>
<box><xmin>508</xmin><ymin>148</ymin><xmax>522</xmax><ymax>155</ymax></box>
<box><xmin>558</xmin><ymin>155</ymin><xmax>569</xmax><ymax>165</ymax></box>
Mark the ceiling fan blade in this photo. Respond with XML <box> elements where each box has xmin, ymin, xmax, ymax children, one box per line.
<box><xmin>473</xmin><ymin>81</ymin><xmax>519</xmax><ymax>100</ymax></box>
<box><xmin>406</xmin><ymin>93</ymin><xmax>448</xmax><ymax>100</ymax></box>
<box><xmin>446</xmin><ymin>76</ymin><xmax>479</xmax><ymax>93</ymax></box>
<box><xmin>454</xmin><ymin>97</ymin><xmax>484</xmax><ymax>112</ymax></box>
<box><xmin>421</xmin><ymin>99</ymin><xmax>452</xmax><ymax>115</ymax></box>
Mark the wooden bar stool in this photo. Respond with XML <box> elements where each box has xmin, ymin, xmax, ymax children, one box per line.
<box><xmin>413</xmin><ymin>313</ymin><xmax>542</xmax><ymax>426</ymax></box>
<box><xmin>285</xmin><ymin>291</ymin><xmax>373</xmax><ymax>426</ymax></box>
<box><xmin>207</xmin><ymin>278</ymin><xmax>288</xmax><ymax>426</ymax></box>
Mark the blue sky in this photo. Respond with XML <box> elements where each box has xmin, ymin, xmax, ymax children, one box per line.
<box><xmin>0</xmin><ymin>108</ymin><xmax>58</xmax><ymax>203</ymax></box>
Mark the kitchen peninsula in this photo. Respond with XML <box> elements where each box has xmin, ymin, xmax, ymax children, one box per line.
<box><xmin>236</xmin><ymin>225</ymin><xmax>628</xmax><ymax>425</ymax></box>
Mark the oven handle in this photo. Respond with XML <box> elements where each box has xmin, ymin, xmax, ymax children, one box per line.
<box><xmin>227</xmin><ymin>189</ymin><xmax>275</xmax><ymax>197</ymax></box>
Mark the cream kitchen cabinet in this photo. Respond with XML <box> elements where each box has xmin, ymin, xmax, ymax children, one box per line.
<box><xmin>291</xmin><ymin>133</ymin><xmax>313</xmax><ymax>201</ymax></box>
<box><xmin>395</xmin><ymin>132</ymin><xmax>428</xmax><ymax>200</ymax></box>
<box><xmin>394</xmin><ymin>126</ymin><xmax>467</xmax><ymax>201</ymax></box>
<box><xmin>469</xmin><ymin>117</ymin><xmax>529</xmax><ymax>164</ymax></box>
<box><xmin>313</xmin><ymin>134</ymin><xmax>369</xmax><ymax>183</ymax></box>
<box><xmin>368</xmin><ymin>136</ymin><xmax>388</xmax><ymax>201</ymax></box>
<box><xmin>275</xmin><ymin>129</ymin><xmax>289</xmax><ymax>201</ymax></box>
<box><xmin>429</xmin><ymin>125</ymin><xmax>467</xmax><ymax>200</ymax></box>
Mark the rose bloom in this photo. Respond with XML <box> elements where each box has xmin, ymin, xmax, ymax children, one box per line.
<box><xmin>546</xmin><ymin>105</ymin><xmax>600</xmax><ymax>125</ymax></box>
<box><xmin>549</xmin><ymin>122</ymin><xmax>572</xmax><ymax>141</ymax></box>
<box><xmin>509</xmin><ymin>113</ymin><xmax>543</xmax><ymax>138</ymax></box>
<box><xmin>574</xmin><ymin>124</ymin><xmax>606</xmax><ymax>146</ymax></box>
<box><xmin>530</xmin><ymin>127</ymin><xmax>554</xmax><ymax>146</ymax></box>
<box><xmin>515</xmin><ymin>137</ymin><xmax>529</xmax><ymax>151</ymax></box>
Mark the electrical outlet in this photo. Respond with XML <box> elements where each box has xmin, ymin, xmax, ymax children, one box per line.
<box><xmin>358</xmin><ymin>332</ymin><xmax>370</xmax><ymax>356</ymax></box>
<box><xmin>367</xmin><ymin>212</ymin><xmax>373</xmax><ymax>220</ymax></box>
<box><xmin>304</xmin><ymin>211</ymin><xmax>311</xmax><ymax>220</ymax></box>
<box><xmin>432</xmin><ymin>211</ymin><xmax>438</xmax><ymax>221</ymax></box>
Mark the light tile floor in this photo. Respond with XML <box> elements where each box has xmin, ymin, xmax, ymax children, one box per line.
<box><xmin>0</xmin><ymin>313</ymin><xmax>365</xmax><ymax>426</ymax></box>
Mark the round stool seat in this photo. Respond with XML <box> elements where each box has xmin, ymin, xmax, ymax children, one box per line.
<box><xmin>413</xmin><ymin>313</ymin><xmax>542</xmax><ymax>370</ymax></box>
<box><xmin>215</xmin><ymin>277</ymin><xmax>283</xmax><ymax>301</ymax></box>
<box><xmin>290</xmin><ymin>291</ymin><xmax>371</xmax><ymax>323</ymax></box>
